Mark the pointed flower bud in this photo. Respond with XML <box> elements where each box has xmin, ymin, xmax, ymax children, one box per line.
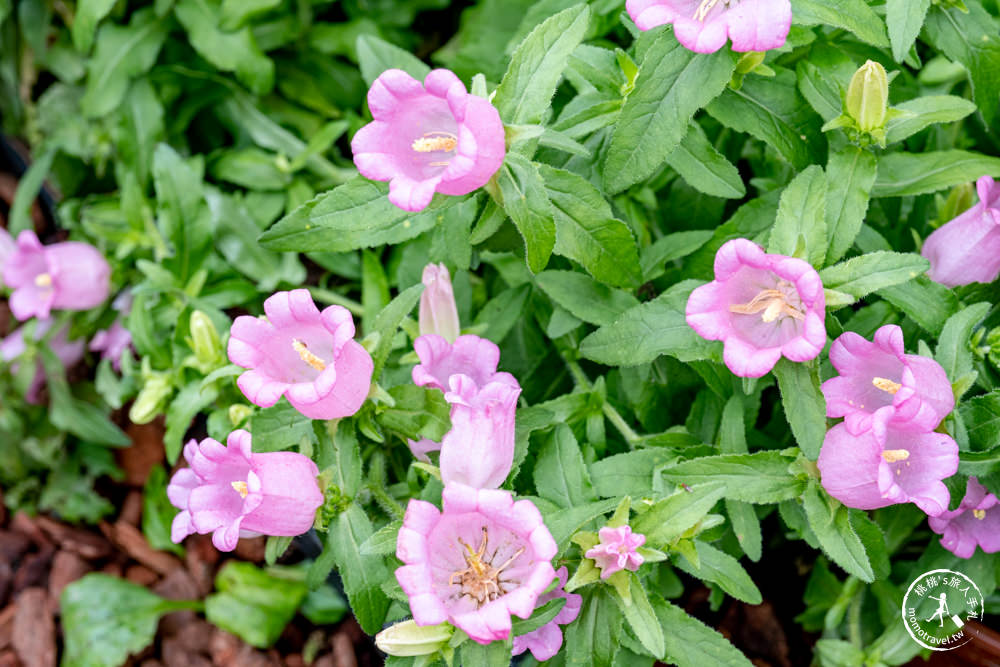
<box><xmin>375</xmin><ymin>620</ymin><xmax>453</xmax><ymax>657</ymax></box>
<box><xmin>190</xmin><ymin>310</ymin><xmax>223</xmax><ymax>366</ymax></box>
<box><xmin>418</xmin><ymin>263</ymin><xmax>460</xmax><ymax>343</ymax></box>
<box><xmin>846</xmin><ymin>60</ymin><xmax>889</xmax><ymax>132</ymax></box>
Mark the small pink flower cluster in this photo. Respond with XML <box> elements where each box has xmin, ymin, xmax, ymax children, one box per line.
<box><xmin>818</xmin><ymin>325</ymin><xmax>959</xmax><ymax>519</ymax></box>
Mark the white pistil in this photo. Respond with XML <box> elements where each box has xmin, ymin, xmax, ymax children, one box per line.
<box><xmin>881</xmin><ymin>449</ymin><xmax>910</xmax><ymax>463</ymax></box>
<box><xmin>292</xmin><ymin>339</ymin><xmax>327</xmax><ymax>371</ymax></box>
<box><xmin>729</xmin><ymin>281</ymin><xmax>805</xmax><ymax>322</ymax></box>
<box><xmin>35</xmin><ymin>273</ymin><xmax>53</xmax><ymax>288</ymax></box>
<box><xmin>231</xmin><ymin>481</ymin><xmax>249</xmax><ymax>498</ymax></box>
<box><xmin>693</xmin><ymin>0</ymin><xmax>727</xmax><ymax>21</ymax></box>
<box><xmin>412</xmin><ymin>132</ymin><xmax>458</xmax><ymax>153</ymax></box>
<box><xmin>872</xmin><ymin>377</ymin><xmax>902</xmax><ymax>395</ymax></box>
<box><xmin>974</xmin><ymin>509</ymin><xmax>986</xmax><ymax>520</ymax></box>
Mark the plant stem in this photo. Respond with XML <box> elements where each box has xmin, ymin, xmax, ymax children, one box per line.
<box><xmin>564</xmin><ymin>358</ymin><xmax>641</xmax><ymax>447</ymax></box>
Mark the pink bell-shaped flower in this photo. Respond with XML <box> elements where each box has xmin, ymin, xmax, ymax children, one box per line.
<box><xmin>626</xmin><ymin>0</ymin><xmax>792</xmax><ymax>53</ymax></box>
<box><xmin>167</xmin><ymin>430</ymin><xmax>324</xmax><ymax>552</ymax></box>
<box><xmin>2</xmin><ymin>230</ymin><xmax>111</xmax><ymax>321</ymax></box>
<box><xmin>821</xmin><ymin>325</ymin><xmax>954</xmax><ymax>434</ymax></box>
<box><xmin>817</xmin><ymin>416</ymin><xmax>958</xmax><ymax>516</ymax></box>
<box><xmin>512</xmin><ymin>566</ymin><xmax>582</xmax><ymax>661</ymax></box>
<box><xmin>585</xmin><ymin>525</ymin><xmax>646</xmax><ymax>579</ymax></box>
<box><xmin>0</xmin><ymin>319</ymin><xmax>85</xmax><ymax>404</ymax></box>
<box><xmin>686</xmin><ymin>238</ymin><xmax>826</xmax><ymax>378</ymax></box>
<box><xmin>412</xmin><ymin>334</ymin><xmax>518</xmax><ymax>397</ymax></box>
<box><xmin>228</xmin><ymin>290</ymin><xmax>374</xmax><ymax>420</ymax></box>
<box><xmin>351</xmin><ymin>69</ymin><xmax>506</xmax><ymax>212</ymax></box>
<box><xmin>419</xmin><ymin>263</ymin><xmax>460</xmax><ymax>343</ymax></box>
<box><xmin>922</xmin><ymin>176</ymin><xmax>1000</xmax><ymax>287</ymax></box>
<box><xmin>439</xmin><ymin>380</ymin><xmax>521</xmax><ymax>489</ymax></box>
<box><xmin>928</xmin><ymin>477</ymin><xmax>1000</xmax><ymax>559</ymax></box>
<box><xmin>395</xmin><ymin>484</ymin><xmax>558</xmax><ymax>645</ymax></box>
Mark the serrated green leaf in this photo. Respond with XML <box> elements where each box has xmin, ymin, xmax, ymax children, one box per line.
<box><xmin>356</xmin><ymin>34</ymin><xmax>431</xmax><ymax>86</ymax></box>
<box><xmin>887</xmin><ymin>0</ymin><xmax>932</xmax><ymax>63</ymax></box>
<box><xmin>769</xmin><ymin>165</ymin><xmax>827</xmax><ymax>266</ymax></box>
<box><xmin>819</xmin><ymin>252</ymin><xmax>929</xmax><ymax>303</ymax></box>
<box><xmin>359</xmin><ymin>519</ymin><xmax>403</xmax><ymax>556</ymax></box>
<box><xmin>773</xmin><ymin>359</ymin><xmax>827</xmax><ymax>461</ymax></box>
<box><xmin>614</xmin><ymin>573</ymin><xmax>665</xmax><ymax>659</ymax></box>
<box><xmin>565</xmin><ymin>587</ymin><xmax>622</xmax><ymax>667</ymax></box>
<box><xmin>496</xmin><ymin>153</ymin><xmax>556</xmax><ymax>273</ymax></box>
<box><xmin>873</xmin><ymin>150</ymin><xmax>1000</xmax><ymax>198</ymax></box>
<box><xmin>536</xmin><ymin>270</ymin><xmax>640</xmax><ymax>326</ymax></box>
<box><xmin>590</xmin><ymin>449</ymin><xmax>678</xmax><ymax>498</ymax></box>
<box><xmin>661</xmin><ymin>452</ymin><xmax>805</xmax><ymax>504</ymax></box>
<box><xmin>877</xmin><ymin>275</ymin><xmax>960</xmax><ymax>336</ymax></box>
<box><xmin>825</xmin><ymin>146</ymin><xmax>877</xmax><ymax>265</ymax></box>
<box><xmin>936</xmin><ymin>302</ymin><xmax>991</xmax><ymax>381</ymax></box>
<box><xmin>886</xmin><ymin>95</ymin><xmax>977</xmax><ymax>144</ymax></box>
<box><xmin>665</xmin><ymin>122</ymin><xmax>746</xmax><ymax>199</ymax></box>
<box><xmin>791</xmin><ymin>0</ymin><xmax>890</xmax><ymax>47</ymax></box>
<box><xmin>534</xmin><ymin>425</ymin><xmax>596</xmax><ymax>508</ymax></box>
<box><xmin>633</xmin><ymin>482</ymin><xmax>726</xmax><ymax>544</ymax></box>
<box><xmin>675</xmin><ymin>541</ymin><xmax>762</xmax><ymax>604</ymax></box>
<box><xmin>801</xmin><ymin>481</ymin><xmax>875</xmax><ymax>582</ymax></box>
<box><xmin>653</xmin><ymin>596</ymin><xmax>754</xmax><ymax>667</ymax></box>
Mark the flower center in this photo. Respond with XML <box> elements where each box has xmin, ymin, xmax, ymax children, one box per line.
<box><xmin>292</xmin><ymin>339</ymin><xmax>327</xmax><ymax>371</ymax></box>
<box><xmin>729</xmin><ymin>280</ymin><xmax>805</xmax><ymax>323</ymax></box>
<box><xmin>693</xmin><ymin>0</ymin><xmax>734</xmax><ymax>21</ymax></box>
<box><xmin>448</xmin><ymin>527</ymin><xmax>524</xmax><ymax>607</ymax></box>
<box><xmin>231</xmin><ymin>481</ymin><xmax>249</xmax><ymax>498</ymax></box>
<box><xmin>412</xmin><ymin>132</ymin><xmax>457</xmax><ymax>153</ymax></box>
<box><xmin>881</xmin><ymin>449</ymin><xmax>910</xmax><ymax>463</ymax></box>
<box><xmin>974</xmin><ymin>509</ymin><xmax>987</xmax><ymax>520</ymax></box>
<box><xmin>872</xmin><ymin>377</ymin><xmax>902</xmax><ymax>395</ymax></box>
<box><xmin>35</xmin><ymin>273</ymin><xmax>53</xmax><ymax>288</ymax></box>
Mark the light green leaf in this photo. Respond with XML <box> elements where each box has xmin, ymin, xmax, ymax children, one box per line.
<box><xmin>773</xmin><ymin>359</ymin><xmax>827</xmax><ymax>461</ymax></box>
<box><xmin>791</xmin><ymin>0</ymin><xmax>890</xmax><ymax>47</ymax></box>
<box><xmin>873</xmin><ymin>150</ymin><xmax>1000</xmax><ymax>198</ymax></box>
<box><xmin>565</xmin><ymin>587</ymin><xmax>622</xmax><ymax>667</ymax></box>
<box><xmin>220</xmin><ymin>0</ymin><xmax>282</xmax><ymax>30</ymax></box>
<box><xmin>590</xmin><ymin>449</ymin><xmax>678</xmax><ymax>498</ymax></box>
<box><xmin>370</xmin><ymin>283</ymin><xmax>424</xmax><ymax>379</ymax></box>
<box><xmin>824</xmin><ymin>146</ymin><xmax>877</xmax><ymax>265</ymax></box>
<box><xmin>936</xmin><ymin>303</ymin><xmax>991</xmax><ymax>381</ymax></box>
<box><xmin>536</xmin><ymin>271</ymin><xmax>639</xmax><ymax>326</ymax></box>
<box><xmin>205</xmin><ymin>562</ymin><xmax>307</xmax><ymax>648</ymax></box>
<box><xmin>675</xmin><ymin>541</ymin><xmax>762</xmax><ymax>604</ymax></box>
<box><xmin>819</xmin><ymin>252</ymin><xmax>929</xmax><ymax>303</ymax></box>
<box><xmin>665</xmin><ymin>122</ymin><xmax>746</xmax><ymax>199</ymax></box>
<box><xmin>632</xmin><ymin>482</ymin><xmax>726</xmax><ymax>544</ymax></box>
<box><xmin>801</xmin><ymin>481</ymin><xmax>875</xmax><ymax>582</ymax></box>
<box><xmin>534</xmin><ymin>425</ymin><xmax>596</xmax><ymax>508</ymax></box>
<box><xmin>72</xmin><ymin>0</ymin><xmax>117</xmax><ymax>53</ymax></box>
<box><xmin>768</xmin><ymin>165</ymin><xmax>827</xmax><ymax>266</ymax></box>
<box><xmin>661</xmin><ymin>452</ymin><xmax>805</xmax><ymax>504</ymax></box>
<box><xmin>640</xmin><ymin>230</ymin><xmax>714</xmax><ymax>282</ymax></box>
<box><xmin>886</xmin><ymin>95</ymin><xmax>978</xmax><ymax>144</ymax></box>
<box><xmin>877</xmin><ymin>275</ymin><xmax>960</xmax><ymax>336</ymax></box>
<box><xmin>614</xmin><ymin>574</ymin><xmax>665</xmax><ymax>659</ymax></box>
<box><xmin>653</xmin><ymin>596</ymin><xmax>754</xmax><ymax>667</ymax></box>
<box><xmin>887</xmin><ymin>0</ymin><xmax>932</xmax><ymax>62</ymax></box>
<box><xmin>356</xmin><ymin>34</ymin><xmax>431</xmax><ymax>86</ymax></box>
<box><xmin>496</xmin><ymin>153</ymin><xmax>556</xmax><ymax>274</ymax></box>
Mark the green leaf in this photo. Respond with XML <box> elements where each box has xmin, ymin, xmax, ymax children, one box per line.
<box><xmin>641</xmin><ymin>230</ymin><xmax>714</xmax><ymax>282</ymax></box>
<box><xmin>7</xmin><ymin>149</ymin><xmax>54</xmax><ymax>235</ymax></box>
<box><xmin>535</xmin><ymin>270</ymin><xmax>640</xmax><ymax>326</ymax></box>
<box><xmin>81</xmin><ymin>8</ymin><xmax>168</xmax><ymax>118</ymax></box>
<box><xmin>251</xmin><ymin>400</ymin><xmax>316</xmax><ymax>453</ymax></box>
<box><xmin>666</xmin><ymin>122</ymin><xmax>746</xmax><ymax>200</ymax></box>
<box><xmin>300</xmin><ymin>584</ymin><xmax>349</xmax><ymax>626</ymax></box>
<box><xmin>580</xmin><ymin>280</ymin><xmax>714</xmax><ymax>366</ymax></box>
<box><xmin>819</xmin><ymin>252</ymin><xmax>929</xmax><ymax>303</ymax></box>
<box><xmin>534</xmin><ymin>425</ymin><xmax>596</xmax><ymax>508</ymax></box>
<box><xmin>175</xmin><ymin>0</ymin><xmax>274</xmax><ymax>95</ymax></box>
<box><xmin>564</xmin><ymin>587</ymin><xmax>622</xmax><ymax>667</ymax></box>
<box><xmin>675</xmin><ymin>541</ymin><xmax>762</xmax><ymax>605</ymax></box>
<box><xmin>473</xmin><ymin>284</ymin><xmax>532</xmax><ymax>344</ymax></box>
<box><xmin>459</xmin><ymin>637</ymin><xmax>513</xmax><ymax>664</ymax></box>
<box><xmin>773</xmin><ymin>359</ymin><xmax>827</xmax><ymax>461</ymax></box>
<box><xmin>661</xmin><ymin>452</ymin><xmax>805</xmax><ymax>504</ymax></box>
<box><xmin>220</xmin><ymin>0</ymin><xmax>281</xmax><ymax>30</ymax></box>
<box><xmin>210</xmin><ymin>148</ymin><xmax>290</xmax><ymax>190</ymax></box>
<box><xmin>632</xmin><ymin>482</ymin><xmax>726</xmax><ymax>544</ymax></box>
<box><xmin>824</xmin><ymin>146</ymin><xmax>877</xmax><ymax>265</ymax></box>
<box><xmin>265</xmin><ymin>536</ymin><xmax>293</xmax><ymax>566</ymax></box>
<box><xmin>61</xmin><ymin>574</ymin><xmax>197</xmax><ymax>667</ymax></box>
<box><xmin>936</xmin><ymin>302</ymin><xmax>991</xmax><ymax>381</ymax></box>
<box><xmin>152</xmin><ymin>143</ymin><xmax>210</xmax><ymax>282</ymax></box>
<box><xmin>726</xmin><ymin>500</ymin><xmax>763</xmax><ymax>562</ymax></box>
<box><xmin>40</xmin><ymin>350</ymin><xmax>130</xmax><ymax>447</ymax></box>
<box><xmin>886</xmin><ymin>95</ymin><xmax>977</xmax><ymax>144</ymax></box>
<box><xmin>206</xmin><ymin>562</ymin><xmax>308</xmax><ymax>648</ymax></box>
<box><xmin>877</xmin><ymin>275</ymin><xmax>959</xmax><ymax>336</ymax></box>
<box><xmin>706</xmin><ymin>68</ymin><xmax>824</xmax><ymax>170</ymax></box>
<box><xmin>377</xmin><ymin>385</ymin><xmax>451</xmax><ymax>443</ymax></box>
<box><xmin>359</xmin><ymin>519</ymin><xmax>403</xmax><ymax>556</ymax></box>
<box><xmin>887</xmin><ymin>0</ymin><xmax>932</xmax><ymax>62</ymax></box>
<box><xmin>801</xmin><ymin>481</ymin><xmax>875</xmax><ymax>582</ymax></box>
<box><xmin>356</xmin><ymin>34</ymin><xmax>431</xmax><ymax>86</ymax></box>
<box><xmin>960</xmin><ymin>391</ymin><xmax>1000</xmax><ymax>451</ymax></box>
<box><xmin>872</xmin><ymin>150</ymin><xmax>1000</xmax><ymax>198</ymax></box>
<box><xmin>494</xmin><ymin>4</ymin><xmax>591</xmax><ymax>124</ymax></box>
<box><xmin>512</xmin><ymin>597</ymin><xmax>567</xmax><ymax>636</ymax></box>
<box><xmin>768</xmin><ymin>165</ymin><xmax>827</xmax><ymax>266</ymax></box>
<box><xmin>924</xmin><ymin>2</ymin><xmax>1000</xmax><ymax>125</ymax></box>
<box><xmin>539</xmin><ymin>165</ymin><xmax>642</xmax><ymax>287</ymax></box>
<box><xmin>652</xmin><ymin>596</ymin><xmax>754</xmax><ymax>667</ymax></box>
<box><xmin>164</xmin><ymin>382</ymin><xmax>219</xmax><ymax>463</ymax></box>
<box><xmin>72</xmin><ymin>0</ymin><xmax>117</xmax><ymax>52</ymax></box>
<box><xmin>142</xmin><ymin>466</ymin><xmax>184</xmax><ymax>558</ymax></box>
<box><xmin>544</xmin><ymin>498</ymin><xmax>621</xmax><ymax>550</ymax></box>
<box><xmin>790</xmin><ymin>0</ymin><xmax>890</xmax><ymax>47</ymax></box>
<box><xmin>590</xmin><ymin>449</ymin><xmax>678</xmax><ymax>498</ymax></box>
<box><xmin>614</xmin><ymin>573</ymin><xmax>665</xmax><ymax>659</ymax></box>
<box><xmin>496</xmin><ymin>154</ymin><xmax>556</xmax><ymax>274</ymax></box>
<box><xmin>319</xmin><ymin>419</ymin><xmax>364</xmax><ymax>498</ymax></box>
<box><xmin>605</xmin><ymin>31</ymin><xmax>737</xmax><ymax>193</ymax></box>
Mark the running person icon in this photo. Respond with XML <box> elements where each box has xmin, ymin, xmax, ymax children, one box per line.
<box><xmin>926</xmin><ymin>593</ymin><xmax>950</xmax><ymax>628</ymax></box>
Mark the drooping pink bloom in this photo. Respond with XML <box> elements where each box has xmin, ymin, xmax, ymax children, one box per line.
<box><xmin>922</xmin><ymin>176</ymin><xmax>1000</xmax><ymax>287</ymax></box>
<box><xmin>412</xmin><ymin>334</ymin><xmax>518</xmax><ymax>398</ymax></box>
<box><xmin>351</xmin><ymin>69</ymin><xmax>505</xmax><ymax>212</ymax></box>
<box><xmin>686</xmin><ymin>239</ymin><xmax>826</xmax><ymax>378</ymax></box>
<box><xmin>817</xmin><ymin>416</ymin><xmax>958</xmax><ymax>516</ymax></box>
<box><xmin>90</xmin><ymin>292</ymin><xmax>134</xmax><ymax>371</ymax></box>
<box><xmin>228</xmin><ymin>290</ymin><xmax>374</xmax><ymax>420</ymax></box>
<box><xmin>585</xmin><ymin>525</ymin><xmax>646</xmax><ymax>579</ymax></box>
<box><xmin>929</xmin><ymin>477</ymin><xmax>1000</xmax><ymax>558</ymax></box>
<box><xmin>822</xmin><ymin>325</ymin><xmax>954</xmax><ymax>434</ymax></box>
<box><xmin>512</xmin><ymin>566</ymin><xmax>582</xmax><ymax>661</ymax></box>
<box><xmin>626</xmin><ymin>0</ymin><xmax>792</xmax><ymax>53</ymax></box>
<box><xmin>0</xmin><ymin>320</ymin><xmax>85</xmax><ymax>404</ymax></box>
<box><xmin>395</xmin><ymin>484</ymin><xmax>558</xmax><ymax>645</ymax></box>
<box><xmin>2</xmin><ymin>230</ymin><xmax>111</xmax><ymax>321</ymax></box>
<box><xmin>167</xmin><ymin>430</ymin><xmax>324</xmax><ymax>552</ymax></box>
<box><xmin>439</xmin><ymin>381</ymin><xmax>521</xmax><ymax>489</ymax></box>
<box><xmin>419</xmin><ymin>263</ymin><xmax>460</xmax><ymax>343</ymax></box>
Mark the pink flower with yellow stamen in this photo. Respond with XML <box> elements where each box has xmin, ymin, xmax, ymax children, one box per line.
<box><xmin>626</xmin><ymin>0</ymin><xmax>792</xmax><ymax>54</ymax></box>
<box><xmin>929</xmin><ymin>477</ymin><xmax>1000</xmax><ymax>558</ymax></box>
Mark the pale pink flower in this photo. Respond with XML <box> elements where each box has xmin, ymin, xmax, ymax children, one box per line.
<box><xmin>167</xmin><ymin>430</ymin><xmax>323</xmax><ymax>552</ymax></box>
<box><xmin>419</xmin><ymin>263</ymin><xmax>460</xmax><ymax>343</ymax></box>
<box><xmin>626</xmin><ymin>0</ymin><xmax>792</xmax><ymax>53</ymax></box>
<box><xmin>929</xmin><ymin>477</ymin><xmax>1000</xmax><ymax>558</ymax></box>
<box><xmin>922</xmin><ymin>176</ymin><xmax>1000</xmax><ymax>287</ymax></box>
<box><xmin>512</xmin><ymin>566</ymin><xmax>582</xmax><ymax>661</ymax></box>
<box><xmin>351</xmin><ymin>69</ymin><xmax>505</xmax><ymax>212</ymax></box>
<box><xmin>585</xmin><ymin>525</ymin><xmax>646</xmax><ymax>579</ymax></box>
<box><xmin>412</xmin><ymin>334</ymin><xmax>518</xmax><ymax>399</ymax></box>
<box><xmin>0</xmin><ymin>227</ymin><xmax>14</xmax><ymax>273</ymax></box>
<box><xmin>821</xmin><ymin>325</ymin><xmax>954</xmax><ymax>435</ymax></box>
<box><xmin>2</xmin><ymin>230</ymin><xmax>111</xmax><ymax>321</ymax></box>
<box><xmin>395</xmin><ymin>484</ymin><xmax>557</xmax><ymax>644</ymax></box>
<box><xmin>228</xmin><ymin>290</ymin><xmax>373</xmax><ymax>420</ymax></box>
<box><xmin>90</xmin><ymin>292</ymin><xmax>134</xmax><ymax>371</ymax></box>
<box><xmin>439</xmin><ymin>380</ymin><xmax>520</xmax><ymax>489</ymax></box>
<box><xmin>686</xmin><ymin>239</ymin><xmax>826</xmax><ymax>378</ymax></box>
<box><xmin>0</xmin><ymin>320</ymin><xmax>85</xmax><ymax>404</ymax></box>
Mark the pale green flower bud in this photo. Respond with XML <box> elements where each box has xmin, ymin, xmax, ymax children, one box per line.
<box><xmin>375</xmin><ymin>620</ymin><xmax>453</xmax><ymax>657</ymax></box>
<box><xmin>735</xmin><ymin>51</ymin><xmax>767</xmax><ymax>75</ymax></box>
<box><xmin>189</xmin><ymin>310</ymin><xmax>222</xmax><ymax>365</ymax></box>
<box><xmin>846</xmin><ymin>60</ymin><xmax>889</xmax><ymax>132</ymax></box>
<box><xmin>130</xmin><ymin>372</ymin><xmax>172</xmax><ymax>424</ymax></box>
<box><xmin>228</xmin><ymin>404</ymin><xmax>253</xmax><ymax>426</ymax></box>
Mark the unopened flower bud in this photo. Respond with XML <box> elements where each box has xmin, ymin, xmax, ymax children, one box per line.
<box><xmin>418</xmin><ymin>263</ymin><xmax>460</xmax><ymax>343</ymax></box>
<box><xmin>130</xmin><ymin>371</ymin><xmax>172</xmax><ymax>424</ymax></box>
<box><xmin>846</xmin><ymin>60</ymin><xmax>889</xmax><ymax>132</ymax></box>
<box><xmin>375</xmin><ymin>620</ymin><xmax>453</xmax><ymax>657</ymax></box>
<box><xmin>190</xmin><ymin>311</ymin><xmax>223</xmax><ymax>364</ymax></box>
<box><xmin>228</xmin><ymin>404</ymin><xmax>253</xmax><ymax>426</ymax></box>
<box><xmin>735</xmin><ymin>51</ymin><xmax>767</xmax><ymax>74</ymax></box>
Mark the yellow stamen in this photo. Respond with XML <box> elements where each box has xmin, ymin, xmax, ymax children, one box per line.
<box><xmin>693</xmin><ymin>0</ymin><xmax>724</xmax><ymax>21</ymax></box>
<box><xmin>872</xmin><ymin>377</ymin><xmax>902</xmax><ymax>395</ymax></box>
<box><xmin>292</xmin><ymin>339</ymin><xmax>326</xmax><ymax>371</ymax></box>
<box><xmin>35</xmin><ymin>273</ymin><xmax>52</xmax><ymax>288</ymax></box>
<box><xmin>881</xmin><ymin>449</ymin><xmax>910</xmax><ymax>463</ymax></box>
<box><xmin>974</xmin><ymin>509</ymin><xmax>986</xmax><ymax>520</ymax></box>
<box><xmin>448</xmin><ymin>527</ymin><xmax>525</xmax><ymax>606</ymax></box>
<box><xmin>729</xmin><ymin>282</ymin><xmax>805</xmax><ymax>322</ymax></box>
<box><xmin>412</xmin><ymin>133</ymin><xmax>457</xmax><ymax>153</ymax></box>
<box><xmin>231</xmin><ymin>481</ymin><xmax>249</xmax><ymax>498</ymax></box>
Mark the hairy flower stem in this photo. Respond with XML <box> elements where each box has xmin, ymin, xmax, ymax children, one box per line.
<box><xmin>564</xmin><ymin>358</ymin><xmax>641</xmax><ymax>448</ymax></box>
